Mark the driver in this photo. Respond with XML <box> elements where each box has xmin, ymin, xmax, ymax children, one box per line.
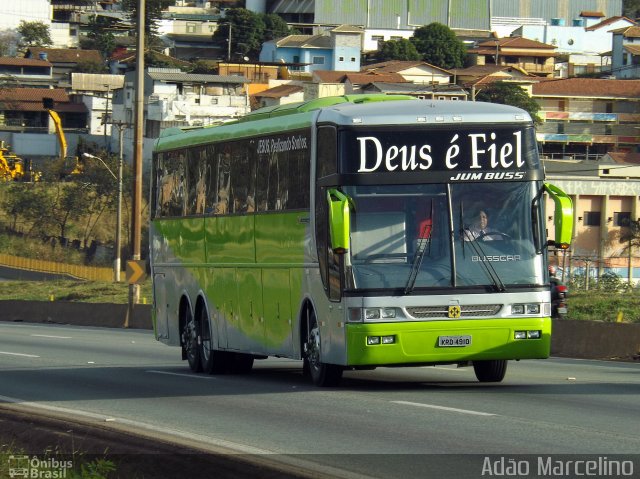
<box><xmin>463</xmin><ymin>209</ymin><xmax>505</xmax><ymax>241</ymax></box>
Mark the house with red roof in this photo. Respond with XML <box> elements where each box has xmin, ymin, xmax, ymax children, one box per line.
<box><xmin>0</xmin><ymin>57</ymin><xmax>53</xmax><ymax>88</ymax></box>
<box><xmin>24</xmin><ymin>48</ymin><xmax>105</xmax><ymax>85</ymax></box>
<box><xmin>361</xmin><ymin>61</ymin><xmax>452</xmax><ymax>85</ymax></box>
<box><xmin>466</xmin><ymin>37</ymin><xmax>557</xmax><ymax>77</ymax></box>
<box><xmin>0</xmin><ymin>87</ymin><xmax>88</xmax><ymax>161</ymax></box>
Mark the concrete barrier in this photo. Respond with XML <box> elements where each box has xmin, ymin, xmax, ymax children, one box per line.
<box><xmin>552</xmin><ymin>319</ymin><xmax>640</xmax><ymax>360</ymax></box>
<box><xmin>1</xmin><ymin>301</ymin><xmax>639</xmax><ymax>361</ymax></box>
<box><xmin>0</xmin><ymin>300</ymin><xmax>152</xmax><ymax>330</ymax></box>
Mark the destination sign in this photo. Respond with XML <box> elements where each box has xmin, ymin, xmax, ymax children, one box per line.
<box><xmin>339</xmin><ymin>127</ymin><xmax>540</xmax><ymax>182</ymax></box>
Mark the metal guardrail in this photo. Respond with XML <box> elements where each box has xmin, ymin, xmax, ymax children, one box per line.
<box><xmin>0</xmin><ymin>253</ymin><xmax>112</xmax><ymax>281</ymax></box>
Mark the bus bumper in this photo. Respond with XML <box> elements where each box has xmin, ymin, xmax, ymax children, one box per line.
<box><xmin>345</xmin><ymin>318</ymin><xmax>551</xmax><ymax>366</ymax></box>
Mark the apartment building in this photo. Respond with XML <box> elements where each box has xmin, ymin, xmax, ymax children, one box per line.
<box><xmin>111</xmin><ymin>68</ymin><xmax>250</xmax><ymax>161</ymax></box>
<box><xmin>533</xmin><ymin>78</ymin><xmax>640</xmax><ymax>160</ymax></box>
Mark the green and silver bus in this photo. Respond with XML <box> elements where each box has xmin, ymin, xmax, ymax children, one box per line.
<box><xmin>150</xmin><ymin>95</ymin><xmax>573</xmax><ymax>386</ymax></box>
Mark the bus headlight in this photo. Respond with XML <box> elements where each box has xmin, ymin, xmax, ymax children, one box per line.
<box><xmin>365</xmin><ymin>308</ymin><xmax>380</xmax><ymax>320</ymax></box>
<box><xmin>526</xmin><ymin>304</ymin><xmax>540</xmax><ymax>314</ymax></box>
<box><xmin>350</xmin><ymin>308</ymin><xmax>395</xmax><ymax>322</ymax></box>
<box><xmin>511</xmin><ymin>304</ymin><xmax>541</xmax><ymax>315</ymax></box>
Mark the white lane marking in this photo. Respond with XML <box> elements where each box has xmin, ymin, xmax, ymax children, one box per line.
<box><xmin>147</xmin><ymin>370</ymin><xmax>216</xmax><ymax>380</ymax></box>
<box><xmin>0</xmin><ymin>351</ymin><xmax>40</xmax><ymax>358</ymax></box>
<box><xmin>392</xmin><ymin>400</ymin><xmax>496</xmax><ymax>416</ymax></box>
<box><xmin>31</xmin><ymin>334</ymin><xmax>72</xmax><ymax>339</ymax></box>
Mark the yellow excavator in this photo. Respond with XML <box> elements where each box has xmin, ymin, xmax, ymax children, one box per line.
<box><xmin>43</xmin><ymin>97</ymin><xmax>82</xmax><ymax>177</ymax></box>
<box><xmin>0</xmin><ymin>140</ymin><xmax>26</xmax><ymax>181</ymax></box>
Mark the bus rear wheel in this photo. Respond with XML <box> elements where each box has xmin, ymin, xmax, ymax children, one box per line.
<box><xmin>303</xmin><ymin>309</ymin><xmax>343</xmax><ymax>387</ymax></box>
<box><xmin>473</xmin><ymin>359</ymin><xmax>507</xmax><ymax>382</ymax></box>
<box><xmin>182</xmin><ymin>304</ymin><xmax>202</xmax><ymax>373</ymax></box>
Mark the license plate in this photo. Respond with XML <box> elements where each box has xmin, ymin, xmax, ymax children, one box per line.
<box><xmin>438</xmin><ymin>335</ymin><xmax>472</xmax><ymax>347</ymax></box>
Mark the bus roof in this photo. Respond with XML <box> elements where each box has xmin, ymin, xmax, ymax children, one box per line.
<box><xmin>154</xmin><ymin>95</ymin><xmax>532</xmax><ymax>153</ymax></box>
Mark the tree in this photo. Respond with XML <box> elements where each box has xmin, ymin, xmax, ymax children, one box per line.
<box><xmin>262</xmin><ymin>14</ymin><xmax>292</xmax><ymax>42</ymax></box>
<box><xmin>0</xmin><ymin>29</ymin><xmax>19</xmax><ymax>56</ymax></box>
<box><xmin>377</xmin><ymin>39</ymin><xmax>421</xmax><ymax>62</ymax></box>
<box><xmin>623</xmin><ymin>0</ymin><xmax>640</xmax><ymax>19</ymax></box>
<box><xmin>82</xmin><ymin>15</ymin><xmax>117</xmax><ymax>58</ymax></box>
<box><xmin>1</xmin><ymin>183</ymin><xmax>50</xmax><ymax>236</ymax></box>
<box><xmin>410</xmin><ymin>23</ymin><xmax>466</xmax><ymax>69</ymax></box>
<box><xmin>212</xmin><ymin>9</ymin><xmax>266</xmax><ymax>61</ymax></box>
<box><xmin>121</xmin><ymin>0</ymin><xmax>176</xmax><ymax>48</ymax></box>
<box><xmin>475</xmin><ymin>82</ymin><xmax>542</xmax><ymax>124</ymax></box>
<box><xmin>17</xmin><ymin>21</ymin><xmax>52</xmax><ymax>47</ymax></box>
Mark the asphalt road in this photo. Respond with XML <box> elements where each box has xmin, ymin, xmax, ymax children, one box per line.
<box><xmin>1</xmin><ymin>322</ymin><xmax>639</xmax><ymax>478</ymax></box>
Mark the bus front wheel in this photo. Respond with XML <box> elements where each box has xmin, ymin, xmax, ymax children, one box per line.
<box><xmin>303</xmin><ymin>309</ymin><xmax>343</xmax><ymax>387</ymax></box>
<box><xmin>473</xmin><ymin>359</ymin><xmax>507</xmax><ymax>382</ymax></box>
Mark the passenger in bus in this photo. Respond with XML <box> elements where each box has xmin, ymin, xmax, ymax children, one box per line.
<box><xmin>463</xmin><ymin>209</ymin><xmax>505</xmax><ymax>241</ymax></box>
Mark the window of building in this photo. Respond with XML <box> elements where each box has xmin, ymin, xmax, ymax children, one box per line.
<box><xmin>312</xmin><ymin>56</ymin><xmax>325</xmax><ymax>65</ymax></box>
<box><xmin>186</xmin><ymin>23</ymin><xmax>197</xmax><ymax>33</ymax></box>
<box><xmin>339</xmin><ymin>56</ymin><xmax>344</xmax><ymax>61</ymax></box>
<box><xmin>614</xmin><ymin>212</ymin><xmax>631</xmax><ymax>227</ymax></box>
<box><xmin>372</xmin><ymin>35</ymin><xmax>384</xmax><ymax>44</ymax></box>
<box><xmin>351</xmin><ymin>57</ymin><xmax>356</xmax><ymax>62</ymax></box>
<box><xmin>583</xmin><ymin>211</ymin><xmax>601</xmax><ymax>226</ymax></box>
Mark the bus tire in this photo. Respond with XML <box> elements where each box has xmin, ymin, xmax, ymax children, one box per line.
<box><xmin>182</xmin><ymin>303</ymin><xmax>202</xmax><ymax>373</ymax></box>
<box><xmin>198</xmin><ymin>306</ymin><xmax>229</xmax><ymax>374</ymax></box>
<box><xmin>303</xmin><ymin>309</ymin><xmax>343</xmax><ymax>387</ymax></box>
<box><xmin>473</xmin><ymin>359</ymin><xmax>507</xmax><ymax>382</ymax></box>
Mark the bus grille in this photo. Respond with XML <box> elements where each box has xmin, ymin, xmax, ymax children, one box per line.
<box><xmin>406</xmin><ymin>304</ymin><xmax>502</xmax><ymax>319</ymax></box>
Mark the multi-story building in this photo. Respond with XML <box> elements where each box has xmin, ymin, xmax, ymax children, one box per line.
<box><xmin>111</xmin><ymin>67</ymin><xmax>250</xmax><ymax>161</ymax></box>
<box><xmin>611</xmin><ymin>25</ymin><xmax>640</xmax><ymax>79</ymax></box>
<box><xmin>545</xmin><ymin>156</ymin><xmax>640</xmax><ymax>282</ymax></box>
<box><xmin>510</xmin><ymin>13</ymin><xmax>635</xmax><ymax>77</ymax></box>
<box><xmin>268</xmin><ymin>0</ymin><xmax>624</xmax><ymax>53</ymax></box>
<box><xmin>533</xmin><ymin>78</ymin><xmax>640</xmax><ymax>160</ymax></box>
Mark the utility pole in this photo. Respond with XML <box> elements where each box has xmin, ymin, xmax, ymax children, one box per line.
<box><xmin>126</xmin><ymin>0</ymin><xmax>145</xmax><ymax>328</ymax></box>
<box><xmin>112</xmin><ymin>121</ymin><xmax>130</xmax><ymax>283</ymax></box>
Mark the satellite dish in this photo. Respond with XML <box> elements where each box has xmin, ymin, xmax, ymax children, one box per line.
<box><xmin>243</xmin><ymin>56</ymin><xmax>249</xmax><ymax>62</ymax></box>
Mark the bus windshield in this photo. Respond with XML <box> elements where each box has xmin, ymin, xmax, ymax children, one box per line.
<box><xmin>343</xmin><ymin>181</ymin><xmax>543</xmax><ymax>292</ymax></box>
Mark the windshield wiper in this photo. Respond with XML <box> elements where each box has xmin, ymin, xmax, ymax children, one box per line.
<box><xmin>405</xmin><ymin>200</ymin><xmax>433</xmax><ymax>294</ymax></box>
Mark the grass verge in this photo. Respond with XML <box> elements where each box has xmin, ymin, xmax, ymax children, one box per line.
<box><xmin>0</xmin><ymin>280</ymin><xmax>152</xmax><ymax>304</ymax></box>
